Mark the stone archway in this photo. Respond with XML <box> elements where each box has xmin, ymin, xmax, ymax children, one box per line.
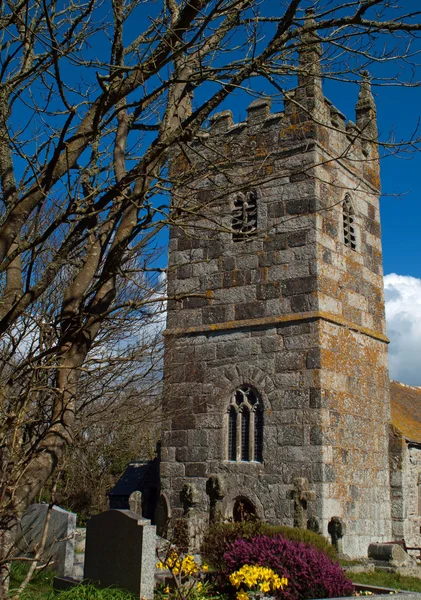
<box><xmin>232</xmin><ymin>497</ymin><xmax>257</xmax><ymax>522</ymax></box>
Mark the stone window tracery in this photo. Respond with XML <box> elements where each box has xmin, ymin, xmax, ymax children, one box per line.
<box><xmin>232</xmin><ymin>190</ymin><xmax>258</xmax><ymax>242</ymax></box>
<box><xmin>227</xmin><ymin>386</ymin><xmax>263</xmax><ymax>462</ymax></box>
<box><xmin>342</xmin><ymin>195</ymin><xmax>357</xmax><ymax>250</ymax></box>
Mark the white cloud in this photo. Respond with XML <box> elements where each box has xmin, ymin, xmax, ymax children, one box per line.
<box><xmin>384</xmin><ymin>273</ymin><xmax>421</xmax><ymax>386</ymax></box>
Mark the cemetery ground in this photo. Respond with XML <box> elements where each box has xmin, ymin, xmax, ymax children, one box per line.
<box><xmin>13</xmin><ymin>507</ymin><xmax>421</xmax><ymax>599</ymax></box>
<box><xmin>9</xmin><ymin>560</ymin><xmax>421</xmax><ymax>600</ymax></box>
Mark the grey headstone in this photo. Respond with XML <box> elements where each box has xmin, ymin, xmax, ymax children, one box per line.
<box><xmin>17</xmin><ymin>504</ymin><xmax>76</xmax><ymax>577</ymax></box>
<box><xmin>156</xmin><ymin>494</ymin><xmax>171</xmax><ymax>537</ymax></box>
<box><xmin>129</xmin><ymin>491</ymin><xmax>143</xmax><ymax>516</ymax></box>
<box><xmin>84</xmin><ymin>509</ymin><xmax>156</xmax><ymax>599</ymax></box>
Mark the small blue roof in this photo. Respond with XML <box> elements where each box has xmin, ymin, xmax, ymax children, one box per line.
<box><xmin>108</xmin><ymin>458</ymin><xmax>159</xmax><ymax>498</ymax></box>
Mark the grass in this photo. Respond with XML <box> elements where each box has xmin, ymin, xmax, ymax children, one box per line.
<box><xmin>350</xmin><ymin>571</ymin><xmax>421</xmax><ymax>593</ymax></box>
<box><xmin>8</xmin><ymin>563</ymin><xmax>136</xmax><ymax>599</ymax></box>
<box><xmin>340</xmin><ymin>559</ymin><xmax>364</xmax><ymax>567</ymax></box>
<box><xmin>9</xmin><ymin>562</ymin><xmax>55</xmax><ymax>599</ymax></box>
<box><xmin>11</xmin><ymin>562</ymin><xmax>421</xmax><ymax>599</ymax></box>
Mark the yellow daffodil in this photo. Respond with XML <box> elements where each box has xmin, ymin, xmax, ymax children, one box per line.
<box><xmin>229</xmin><ymin>564</ymin><xmax>288</xmax><ymax>595</ymax></box>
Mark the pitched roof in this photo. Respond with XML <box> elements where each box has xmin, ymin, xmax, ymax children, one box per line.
<box><xmin>390</xmin><ymin>380</ymin><xmax>421</xmax><ymax>444</ymax></box>
<box><xmin>108</xmin><ymin>457</ymin><xmax>159</xmax><ymax>498</ymax></box>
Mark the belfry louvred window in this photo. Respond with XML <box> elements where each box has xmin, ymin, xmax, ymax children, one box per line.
<box><xmin>227</xmin><ymin>386</ymin><xmax>263</xmax><ymax>462</ymax></box>
<box><xmin>232</xmin><ymin>190</ymin><xmax>257</xmax><ymax>242</ymax></box>
<box><xmin>343</xmin><ymin>195</ymin><xmax>356</xmax><ymax>250</ymax></box>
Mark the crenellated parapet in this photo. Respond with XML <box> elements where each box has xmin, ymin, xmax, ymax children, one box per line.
<box><xmin>178</xmin><ymin>74</ymin><xmax>379</xmax><ymax>195</ymax></box>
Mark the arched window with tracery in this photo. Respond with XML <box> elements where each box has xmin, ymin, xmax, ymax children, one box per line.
<box><xmin>232</xmin><ymin>190</ymin><xmax>257</xmax><ymax>242</ymax></box>
<box><xmin>254</xmin><ymin>408</ymin><xmax>264</xmax><ymax>462</ymax></box>
<box><xmin>228</xmin><ymin>406</ymin><xmax>237</xmax><ymax>461</ymax></box>
<box><xmin>241</xmin><ymin>407</ymin><xmax>250</xmax><ymax>461</ymax></box>
<box><xmin>342</xmin><ymin>195</ymin><xmax>357</xmax><ymax>250</ymax></box>
<box><xmin>226</xmin><ymin>386</ymin><xmax>263</xmax><ymax>462</ymax></box>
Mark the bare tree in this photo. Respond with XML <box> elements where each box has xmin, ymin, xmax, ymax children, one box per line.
<box><xmin>0</xmin><ymin>0</ymin><xmax>420</xmax><ymax>595</ymax></box>
<box><xmin>53</xmin><ymin>309</ymin><xmax>164</xmax><ymax>520</ymax></box>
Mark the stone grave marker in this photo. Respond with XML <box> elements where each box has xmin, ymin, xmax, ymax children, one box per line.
<box><xmin>129</xmin><ymin>491</ymin><xmax>143</xmax><ymax>516</ymax></box>
<box><xmin>156</xmin><ymin>494</ymin><xmax>170</xmax><ymax>538</ymax></box>
<box><xmin>17</xmin><ymin>504</ymin><xmax>76</xmax><ymax>577</ymax></box>
<box><xmin>84</xmin><ymin>509</ymin><xmax>156</xmax><ymax>599</ymax></box>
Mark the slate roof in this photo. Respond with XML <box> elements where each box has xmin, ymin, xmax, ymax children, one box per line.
<box><xmin>108</xmin><ymin>457</ymin><xmax>159</xmax><ymax>498</ymax></box>
<box><xmin>390</xmin><ymin>380</ymin><xmax>421</xmax><ymax>444</ymax></box>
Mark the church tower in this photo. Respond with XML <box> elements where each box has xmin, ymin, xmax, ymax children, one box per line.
<box><xmin>160</xmin><ymin>13</ymin><xmax>392</xmax><ymax>557</ymax></box>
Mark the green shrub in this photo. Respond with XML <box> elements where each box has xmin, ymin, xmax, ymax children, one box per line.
<box><xmin>276</xmin><ymin>525</ymin><xmax>337</xmax><ymax>560</ymax></box>
<box><xmin>201</xmin><ymin>521</ymin><xmax>337</xmax><ymax>571</ymax></box>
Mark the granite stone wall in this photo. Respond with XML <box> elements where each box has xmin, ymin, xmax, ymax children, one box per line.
<box><xmin>161</xmin><ymin>66</ymin><xmax>392</xmax><ymax>556</ymax></box>
<box><xmin>403</xmin><ymin>447</ymin><xmax>421</xmax><ymax>549</ymax></box>
<box><xmin>389</xmin><ymin>437</ymin><xmax>421</xmax><ymax>553</ymax></box>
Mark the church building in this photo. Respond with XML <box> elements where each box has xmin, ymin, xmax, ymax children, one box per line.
<box><xmin>158</xmin><ymin>14</ymin><xmax>395</xmax><ymax>559</ymax></box>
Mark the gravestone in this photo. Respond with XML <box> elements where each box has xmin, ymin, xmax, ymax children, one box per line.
<box><xmin>84</xmin><ymin>509</ymin><xmax>155</xmax><ymax>599</ymax></box>
<box><xmin>289</xmin><ymin>477</ymin><xmax>316</xmax><ymax>529</ymax></box>
<box><xmin>328</xmin><ymin>516</ymin><xmax>346</xmax><ymax>554</ymax></box>
<box><xmin>156</xmin><ymin>494</ymin><xmax>170</xmax><ymax>538</ymax></box>
<box><xmin>206</xmin><ymin>474</ymin><xmax>225</xmax><ymax>524</ymax></box>
<box><xmin>129</xmin><ymin>491</ymin><xmax>143</xmax><ymax>516</ymax></box>
<box><xmin>17</xmin><ymin>504</ymin><xmax>76</xmax><ymax>577</ymax></box>
<box><xmin>368</xmin><ymin>543</ymin><xmax>415</xmax><ymax>565</ymax></box>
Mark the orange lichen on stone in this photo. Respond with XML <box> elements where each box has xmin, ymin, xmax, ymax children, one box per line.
<box><xmin>390</xmin><ymin>381</ymin><xmax>421</xmax><ymax>443</ymax></box>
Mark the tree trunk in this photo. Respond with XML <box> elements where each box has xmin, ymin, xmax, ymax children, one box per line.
<box><xmin>0</xmin><ymin>517</ymin><xmax>19</xmax><ymax>600</ymax></box>
<box><xmin>0</xmin><ymin>348</ymin><xmax>84</xmax><ymax>598</ymax></box>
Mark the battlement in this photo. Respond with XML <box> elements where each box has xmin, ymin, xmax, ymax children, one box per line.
<box><xmin>173</xmin><ymin>7</ymin><xmax>379</xmax><ymax>191</ymax></box>
<box><xmin>197</xmin><ymin>81</ymin><xmax>377</xmax><ymax>175</ymax></box>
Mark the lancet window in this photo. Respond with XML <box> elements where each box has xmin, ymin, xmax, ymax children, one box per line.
<box><xmin>232</xmin><ymin>190</ymin><xmax>258</xmax><ymax>242</ymax></box>
<box><xmin>342</xmin><ymin>195</ymin><xmax>357</xmax><ymax>250</ymax></box>
<box><xmin>227</xmin><ymin>386</ymin><xmax>263</xmax><ymax>462</ymax></box>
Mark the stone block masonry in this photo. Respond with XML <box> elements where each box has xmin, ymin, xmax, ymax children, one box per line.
<box><xmin>161</xmin><ymin>28</ymin><xmax>392</xmax><ymax>557</ymax></box>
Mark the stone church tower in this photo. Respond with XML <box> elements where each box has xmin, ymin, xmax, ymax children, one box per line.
<box><xmin>160</xmin><ymin>16</ymin><xmax>392</xmax><ymax>558</ymax></box>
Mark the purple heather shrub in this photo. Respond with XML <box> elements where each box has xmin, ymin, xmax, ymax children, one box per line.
<box><xmin>223</xmin><ymin>534</ymin><xmax>354</xmax><ymax>600</ymax></box>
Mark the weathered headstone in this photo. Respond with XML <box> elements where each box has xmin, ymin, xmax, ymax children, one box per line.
<box><xmin>17</xmin><ymin>504</ymin><xmax>76</xmax><ymax>577</ymax></box>
<box><xmin>206</xmin><ymin>474</ymin><xmax>225</xmax><ymax>524</ymax></box>
<box><xmin>368</xmin><ymin>543</ymin><xmax>415</xmax><ymax>565</ymax></box>
<box><xmin>129</xmin><ymin>491</ymin><xmax>143</xmax><ymax>516</ymax></box>
<box><xmin>84</xmin><ymin>509</ymin><xmax>156</xmax><ymax>599</ymax></box>
<box><xmin>328</xmin><ymin>516</ymin><xmax>346</xmax><ymax>554</ymax></box>
<box><xmin>289</xmin><ymin>477</ymin><xmax>316</xmax><ymax>529</ymax></box>
<box><xmin>156</xmin><ymin>494</ymin><xmax>171</xmax><ymax>538</ymax></box>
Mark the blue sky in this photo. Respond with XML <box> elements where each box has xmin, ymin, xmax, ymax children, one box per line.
<box><xmin>324</xmin><ymin>76</ymin><xmax>421</xmax><ymax>280</ymax></box>
<box><xmin>325</xmin><ymin>78</ymin><xmax>421</xmax><ymax>386</ymax></box>
<box><xmin>123</xmin><ymin>2</ymin><xmax>421</xmax><ymax>385</ymax></box>
<box><xmin>192</xmin><ymin>5</ymin><xmax>421</xmax><ymax>386</ymax></box>
<box><xmin>16</xmin><ymin>0</ymin><xmax>420</xmax><ymax>384</ymax></box>
<box><xmin>183</xmin><ymin>70</ymin><xmax>421</xmax><ymax>385</ymax></box>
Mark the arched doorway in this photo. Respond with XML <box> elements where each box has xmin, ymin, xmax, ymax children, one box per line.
<box><xmin>233</xmin><ymin>497</ymin><xmax>256</xmax><ymax>522</ymax></box>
